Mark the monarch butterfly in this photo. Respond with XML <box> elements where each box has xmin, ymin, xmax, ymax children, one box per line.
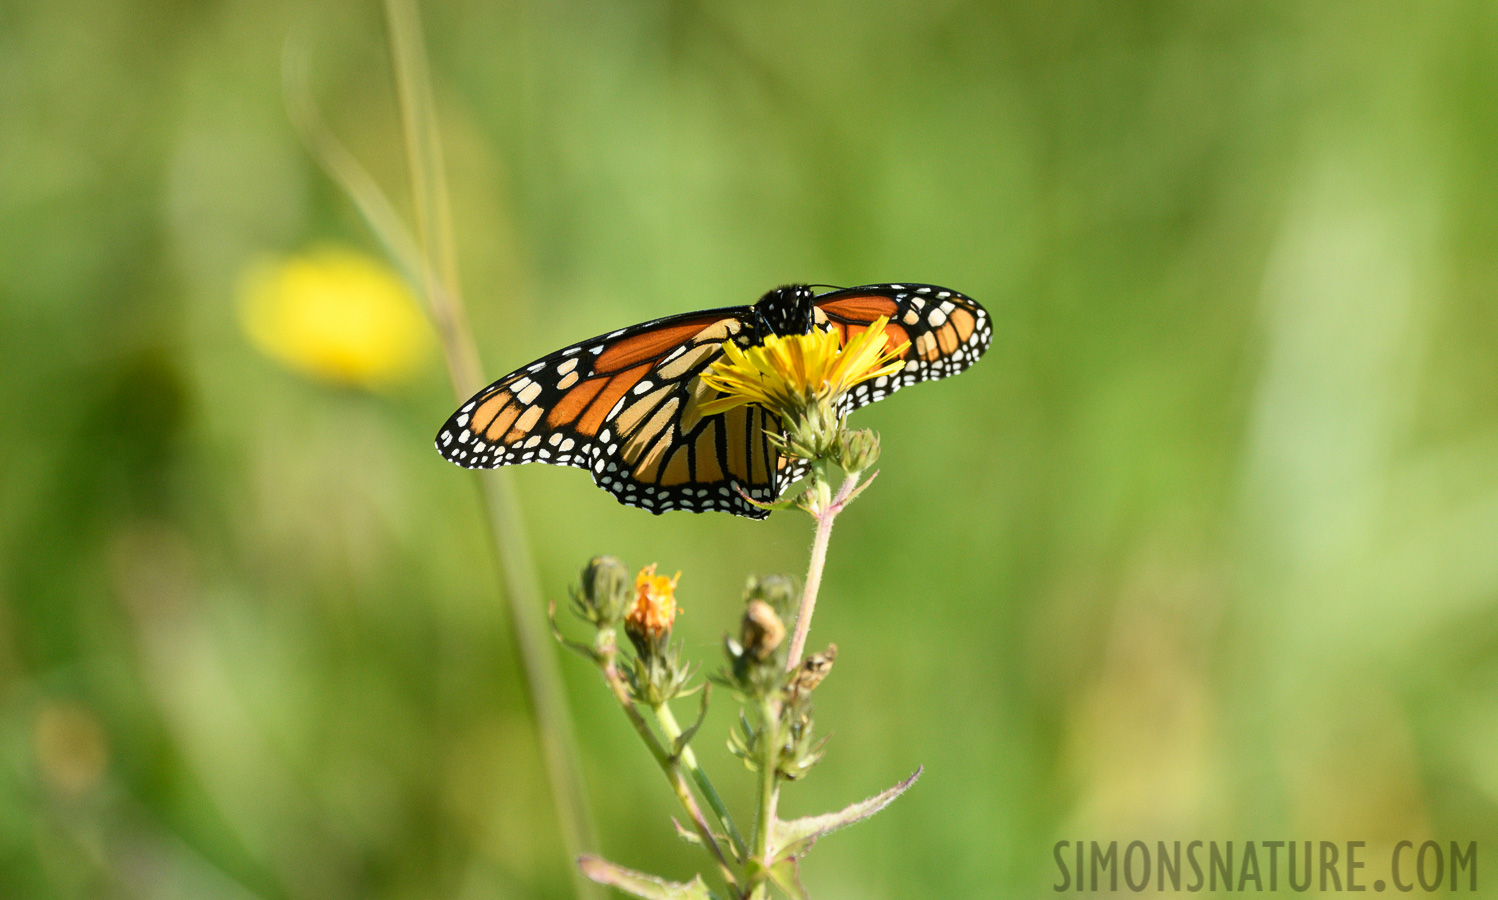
<box><xmin>435</xmin><ymin>283</ymin><xmax>990</xmax><ymax>519</ymax></box>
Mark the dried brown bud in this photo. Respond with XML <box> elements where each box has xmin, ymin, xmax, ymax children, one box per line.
<box><xmin>741</xmin><ymin>600</ymin><xmax>786</xmax><ymax>661</ymax></box>
<box><xmin>788</xmin><ymin>643</ymin><xmax>837</xmax><ymax>701</ymax></box>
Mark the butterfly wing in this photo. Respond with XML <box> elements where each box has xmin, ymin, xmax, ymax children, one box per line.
<box><xmin>435</xmin><ymin>308</ymin><xmax>790</xmax><ymax>518</ymax></box>
<box><xmin>812</xmin><ymin>283</ymin><xmax>991</xmax><ymax>414</ymax></box>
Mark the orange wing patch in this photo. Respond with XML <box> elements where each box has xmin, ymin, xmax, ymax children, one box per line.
<box><xmin>593</xmin><ymin>316</ymin><xmax>727</xmax><ymax>374</ymax></box>
<box><xmin>545</xmin><ymin>376</ymin><xmax>608</xmax><ymax>427</ymax></box>
<box><xmin>723</xmin><ymin>407</ymin><xmax>750</xmax><ymax>481</ymax></box>
<box><xmin>578</xmin><ymin>364</ymin><xmax>651</xmax><ymax>435</ymax></box>
<box><xmin>815</xmin><ymin>286</ymin><xmax>992</xmax><ymax>424</ymax></box>
<box><xmin>485</xmin><ymin>402</ymin><xmax>523</xmax><ymax>442</ymax></box>
<box><xmin>817</xmin><ymin>295</ymin><xmax>900</xmax><ymax>320</ymax></box>
<box><xmin>471</xmin><ymin>390</ymin><xmax>512</xmax><ymax>434</ymax></box>
<box><xmin>504</xmin><ymin>405</ymin><xmax>544</xmax><ymax>443</ymax></box>
<box><xmin>936</xmin><ymin>323</ymin><xmax>960</xmax><ymax>355</ymax></box>
<box><xmin>881</xmin><ymin>322</ymin><xmax>911</xmax><ymax>354</ymax></box>
<box><xmin>949</xmin><ymin>308</ymin><xmax>977</xmax><ymax>343</ymax></box>
<box><xmin>693</xmin><ymin>422</ymin><xmax>724</xmax><ymax>482</ymax></box>
<box><xmin>660</xmin><ymin>447</ymin><xmax>692</xmax><ymax>486</ymax></box>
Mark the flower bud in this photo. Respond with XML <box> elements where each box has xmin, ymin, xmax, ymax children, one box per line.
<box><xmin>574</xmin><ymin>556</ymin><xmax>631</xmax><ymax>627</ymax></box>
<box><xmin>740</xmin><ymin>600</ymin><xmax>785</xmax><ymax>661</ymax></box>
<box><xmin>779</xmin><ymin>396</ymin><xmax>842</xmax><ymax>462</ymax></box>
<box><xmin>836</xmin><ymin>428</ymin><xmax>881</xmax><ymax>474</ymax></box>
<box><xmin>744</xmin><ymin>573</ymin><xmax>798</xmax><ymax>619</ymax></box>
<box><xmin>787</xmin><ymin>643</ymin><xmax>837</xmax><ymax>702</ymax></box>
<box><xmin>624</xmin><ymin>564</ymin><xmax>680</xmax><ymax>659</ymax></box>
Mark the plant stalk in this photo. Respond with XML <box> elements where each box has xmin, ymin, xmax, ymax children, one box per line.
<box><xmin>785</xmin><ymin>469</ymin><xmax>862</xmax><ymax>670</ymax></box>
<box><xmin>654</xmin><ymin>702</ymin><xmax>748</xmax><ymax>861</ymax></box>
<box><xmin>748</xmin><ymin>696</ymin><xmax>781</xmax><ymax>900</ymax></box>
<box><xmin>597</xmin><ymin>659</ymin><xmax>741</xmax><ymax>894</ymax></box>
<box><xmin>382</xmin><ymin>3</ymin><xmax>600</xmax><ymax>898</ymax></box>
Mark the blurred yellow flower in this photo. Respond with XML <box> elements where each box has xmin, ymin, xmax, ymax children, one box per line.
<box><xmin>238</xmin><ymin>247</ymin><xmax>431</xmax><ymax>388</ymax></box>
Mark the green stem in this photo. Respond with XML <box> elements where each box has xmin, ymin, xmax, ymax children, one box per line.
<box><xmin>654</xmin><ymin>702</ymin><xmax>748</xmax><ymax>861</ymax></box>
<box><xmin>382</xmin><ymin>4</ymin><xmax>600</xmax><ymax>898</ymax></box>
<box><xmin>748</xmin><ymin>697</ymin><xmax>781</xmax><ymax>899</ymax></box>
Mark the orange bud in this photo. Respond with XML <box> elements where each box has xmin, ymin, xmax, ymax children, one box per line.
<box><xmin>624</xmin><ymin>564</ymin><xmax>680</xmax><ymax>655</ymax></box>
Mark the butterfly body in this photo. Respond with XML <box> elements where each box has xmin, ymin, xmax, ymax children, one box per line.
<box><xmin>750</xmin><ymin>284</ymin><xmax>820</xmax><ymax>339</ymax></box>
<box><xmin>436</xmin><ymin>283</ymin><xmax>990</xmax><ymax>518</ymax></box>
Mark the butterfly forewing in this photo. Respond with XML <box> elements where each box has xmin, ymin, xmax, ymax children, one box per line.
<box><xmin>812</xmin><ymin>283</ymin><xmax>991</xmax><ymax>414</ymax></box>
<box><xmin>436</xmin><ymin>307</ymin><xmax>789</xmax><ymax>518</ymax></box>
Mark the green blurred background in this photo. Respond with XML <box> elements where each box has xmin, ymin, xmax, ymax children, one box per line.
<box><xmin>6</xmin><ymin>1</ymin><xmax>1498</xmax><ymax>897</ymax></box>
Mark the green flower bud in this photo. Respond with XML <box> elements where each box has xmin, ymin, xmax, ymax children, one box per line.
<box><xmin>776</xmin><ymin>396</ymin><xmax>843</xmax><ymax>462</ymax></box>
<box><xmin>573</xmin><ymin>555</ymin><xmax>631</xmax><ymax>627</ymax></box>
<box><xmin>836</xmin><ymin>428</ymin><xmax>881</xmax><ymax>474</ymax></box>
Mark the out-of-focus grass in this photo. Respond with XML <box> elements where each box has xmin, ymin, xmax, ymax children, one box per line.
<box><xmin>4</xmin><ymin>1</ymin><xmax>1498</xmax><ymax>897</ymax></box>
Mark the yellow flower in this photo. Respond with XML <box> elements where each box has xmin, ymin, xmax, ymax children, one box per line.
<box><xmin>697</xmin><ymin>316</ymin><xmax>909</xmax><ymax>421</ymax></box>
<box><xmin>625</xmin><ymin>564</ymin><xmax>680</xmax><ymax>647</ymax></box>
<box><xmin>238</xmin><ymin>247</ymin><xmax>431</xmax><ymax>388</ymax></box>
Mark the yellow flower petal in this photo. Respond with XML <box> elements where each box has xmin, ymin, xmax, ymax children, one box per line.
<box><xmin>697</xmin><ymin>317</ymin><xmax>909</xmax><ymax>421</ymax></box>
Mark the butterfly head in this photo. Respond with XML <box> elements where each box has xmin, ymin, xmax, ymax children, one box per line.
<box><xmin>753</xmin><ymin>284</ymin><xmax>818</xmax><ymax>338</ymax></box>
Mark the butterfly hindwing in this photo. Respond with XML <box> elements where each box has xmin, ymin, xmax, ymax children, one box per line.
<box><xmin>587</xmin><ymin>321</ymin><xmax>791</xmax><ymax>518</ymax></box>
<box><xmin>812</xmin><ymin>283</ymin><xmax>991</xmax><ymax>414</ymax></box>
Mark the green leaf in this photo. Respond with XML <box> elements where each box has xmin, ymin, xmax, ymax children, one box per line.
<box><xmin>772</xmin><ymin>767</ymin><xmax>922</xmax><ymax>861</ymax></box>
<box><xmin>670</xmin><ymin>816</ymin><xmax>731</xmax><ymax>852</ymax></box>
<box><xmin>547</xmin><ymin>599</ymin><xmax>601</xmax><ymax>661</ymax></box>
<box><xmin>769</xmin><ymin>858</ymin><xmax>809</xmax><ymax>900</ymax></box>
<box><xmin>671</xmin><ymin>817</ymin><xmax>704</xmax><ymax>847</ymax></box>
<box><xmin>577</xmin><ymin>856</ymin><xmax>717</xmax><ymax>900</ymax></box>
<box><xmin>672</xmin><ymin>684</ymin><xmax>711</xmax><ymax>757</ymax></box>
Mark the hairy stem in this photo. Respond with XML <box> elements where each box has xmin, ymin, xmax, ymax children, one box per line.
<box><xmin>654</xmin><ymin>702</ymin><xmax>748</xmax><ymax>861</ymax></box>
<box><xmin>785</xmin><ymin>470</ymin><xmax>862</xmax><ymax>670</ymax></box>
